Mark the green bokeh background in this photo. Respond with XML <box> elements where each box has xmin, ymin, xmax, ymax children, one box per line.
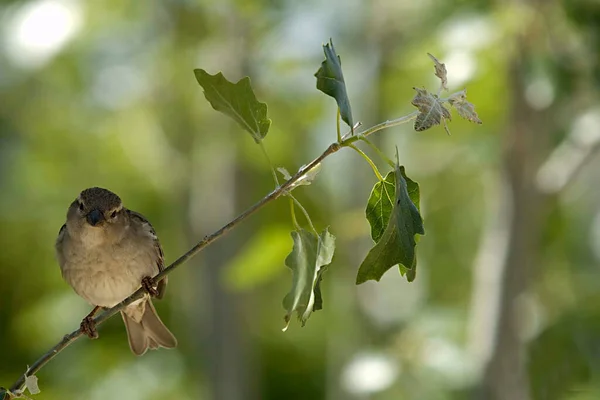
<box><xmin>1</xmin><ymin>0</ymin><xmax>599</xmax><ymax>399</ymax></box>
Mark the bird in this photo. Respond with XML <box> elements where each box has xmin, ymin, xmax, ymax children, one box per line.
<box><xmin>55</xmin><ymin>187</ymin><xmax>177</xmax><ymax>355</ymax></box>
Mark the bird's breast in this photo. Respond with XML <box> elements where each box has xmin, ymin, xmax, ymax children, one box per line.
<box><xmin>60</xmin><ymin>237</ymin><xmax>158</xmax><ymax>308</ymax></box>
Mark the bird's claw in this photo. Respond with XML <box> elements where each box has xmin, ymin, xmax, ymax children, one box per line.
<box><xmin>80</xmin><ymin>316</ymin><xmax>98</xmax><ymax>339</ymax></box>
<box><xmin>141</xmin><ymin>276</ymin><xmax>159</xmax><ymax>297</ymax></box>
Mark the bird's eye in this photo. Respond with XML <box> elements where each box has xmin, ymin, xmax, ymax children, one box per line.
<box><xmin>110</xmin><ymin>211</ymin><xmax>117</xmax><ymax>219</ymax></box>
<box><xmin>78</xmin><ymin>202</ymin><xmax>84</xmax><ymax>211</ymax></box>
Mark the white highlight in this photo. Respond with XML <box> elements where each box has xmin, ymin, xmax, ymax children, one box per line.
<box><xmin>525</xmin><ymin>77</ymin><xmax>555</xmax><ymax>110</ymax></box>
<box><xmin>440</xmin><ymin>15</ymin><xmax>496</xmax><ymax>51</ymax></box>
<box><xmin>341</xmin><ymin>352</ymin><xmax>399</xmax><ymax>394</ymax></box>
<box><xmin>3</xmin><ymin>0</ymin><xmax>82</xmax><ymax>68</ymax></box>
<box><xmin>444</xmin><ymin>51</ymin><xmax>477</xmax><ymax>89</ymax></box>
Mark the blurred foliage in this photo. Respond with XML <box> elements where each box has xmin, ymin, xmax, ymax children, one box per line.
<box><xmin>0</xmin><ymin>0</ymin><xmax>599</xmax><ymax>399</ymax></box>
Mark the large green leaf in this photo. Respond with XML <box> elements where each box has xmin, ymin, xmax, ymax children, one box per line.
<box><xmin>365</xmin><ymin>169</ymin><xmax>421</xmax><ymax>244</ymax></box>
<box><xmin>283</xmin><ymin>228</ymin><xmax>336</xmax><ymax>330</ymax></box>
<box><xmin>314</xmin><ymin>39</ymin><xmax>354</xmax><ymax>129</ymax></box>
<box><xmin>194</xmin><ymin>69</ymin><xmax>271</xmax><ymax>143</ymax></box>
<box><xmin>357</xmin><ymin>165</ymin><xmax>424</xmax><ymax>284</ymax></box>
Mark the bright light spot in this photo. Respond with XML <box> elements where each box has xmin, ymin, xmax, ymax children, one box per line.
<box><xmin>440</xmin><ymin>15</ymin><xmax>496</xmax><ymax>51</ymax></box>
<box><xmin>571</xmin><ymin>109</ymin><xmax>600</xmax><ymax>147</ymax></box>
<box><xmin>341</xmin><ymin>352</ymin><xmax>399</xmax><ymax>395</ymax></box>
<box><xmin>525</xmin><ymin>77</ymin><xmax>555</xmax><ymax>110</ymax></box>
<box><xmin>3</xmin><ymin>0</ymin><xmax>82</xmax><ymax>68</ymax></box>
<box><xmin>444</xmin><ymin>51</ymin><xmax>477</xmax><ymax>88</ymax></box>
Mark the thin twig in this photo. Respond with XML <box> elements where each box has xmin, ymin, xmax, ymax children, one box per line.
<box><xmin>2</xmin><ymin>111</ymin><xmax>417</xmax><ymax>398</ymax></box>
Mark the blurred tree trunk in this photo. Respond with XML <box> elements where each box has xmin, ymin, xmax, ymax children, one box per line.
<box><xmin>478</xmin><ymin>55</ymin><xmax>538</xmax><ymax>400</ymax></box>
<box><xmin>185</xmin><ymin>12</ymin><xmax>255</xmax><ymax>400</ymax></box>
<box><xmin>473</xmin><ymin>2</ymin><xmax>551</xmax><ymax>398</ymax></box>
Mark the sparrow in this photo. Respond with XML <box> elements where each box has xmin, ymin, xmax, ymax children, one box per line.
<box><xmin>55</xmin><ymin>187</ymin><xmax>177</xmax><ymax>355</ymax></box>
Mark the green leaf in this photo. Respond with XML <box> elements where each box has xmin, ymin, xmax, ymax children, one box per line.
<box><xmin>314</xmin><ymin>39</ymin><xmax>354</xmax><ymax>129</ymax></box>
<box><xmin>448</xmin><ymin>89</ymin><xmax>482</xmax><ymax>125</ymax></box>
<box><xmin>365</xmin><ymin>169</ymin><xmax>421</xmax><ymax>243</ymax></box>
<box><xmin>365</xmin><ymin>172</ymin><xmax>395</xmax><ymax>243</ymax></box>
<box><xmin>194</xmin><ymin>69</ymin><xmax>271</xmax><ymax>143</ymax></box>
<box><xmin>283</xmin><ymin>228</ymin><xmax>336</xmax><ymax>330</ymax></box>
<box><xmin>411</xmin><ymin>87</ymin><xmax>451</xmax><ymax>132</ymax></box>
<box><xmin>357</xmin><ymin>165</ymin><xmax>424</xmax><ymax>284</ymax></box>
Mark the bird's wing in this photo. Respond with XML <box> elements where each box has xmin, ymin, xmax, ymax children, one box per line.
<box><xmin>55</xmin><ymin>223</ymin><xmax>68</xmax><ymax>269</ymax></box>
<box><xmin>126</xmin><ymin>209</ymin><xmax>168</xmax><ymax>299</ymax></box>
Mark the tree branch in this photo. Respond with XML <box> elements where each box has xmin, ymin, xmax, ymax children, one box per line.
<box><xmin>0</xmin><ymin>112</ymin><xmax>417</xmax><ymax>399</ymax></box>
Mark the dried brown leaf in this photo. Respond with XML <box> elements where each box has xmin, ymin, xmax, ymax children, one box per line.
<box><xmin>448</xmin><ymin>89</ymin><xmax>482</xmax><ymax>125</ymax></box>
<box><xmin>427</xmin><ymin>53</ymin><xmax>448</xmax><ymax>91</ymax></box>
<box><xmin>411</xmin><ymin>87</ymin><xmax>451</xmax><ymax>131</ymax></box>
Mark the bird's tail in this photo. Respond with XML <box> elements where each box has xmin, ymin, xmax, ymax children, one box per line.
<box><xmin>121</xmin><ymin>299</ymin><xmax>177</xmax><ymax>356</ymax></box>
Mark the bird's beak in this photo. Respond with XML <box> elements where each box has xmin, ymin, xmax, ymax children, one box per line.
<box><xmin>86</xmin><ymin>209</ymin><xmax>104</xmax><ymax>226</ymax></box>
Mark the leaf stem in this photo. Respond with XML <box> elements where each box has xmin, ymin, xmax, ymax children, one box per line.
<box><xmin>348</xmin><ymin>144</ymin><xmax>384</xmax><ymax>181</ymax></box>
<box><xmin>336</xmin><ymin>108</ymin><xmax>342</xmax><ymax>143</ymax></box>
<box><xmin>289</xmin><ymin>194</ymin><xmax>319</xmax><ymax>237</ymax></box>
<box><xmin>259</xmin><ymin>141</ymin><xmax>280</xmax><ymax>186</ymax></box>
<box><xmin>289</xmin><ymin>197</ymin><xmax>300</xmax><ymax>230</ymax></box>
<box><xmin>360</xmin><ymin>137</ymin><xmax>395</xmax><ymax>168</ymax></box>
<box><xmin>1</xmin><ymin>109</ymin><xmax>418</xmax><ymax>399</ymax></box>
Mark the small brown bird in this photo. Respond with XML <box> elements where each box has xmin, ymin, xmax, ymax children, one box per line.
<box><xmin>56</xmin><ymin>187</ymin><xmax>177</xmax><ymax>355</ymax></box>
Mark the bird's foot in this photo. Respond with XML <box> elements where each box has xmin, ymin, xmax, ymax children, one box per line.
<box><xmin>141</xmin><ymin>276</ymin><xmax>159</xmax><ymax>297</ymax></box>
<box><xmin>80</xmin><ymin>316</ymin><xmax>98</xmax><ymax>339</ymax></box>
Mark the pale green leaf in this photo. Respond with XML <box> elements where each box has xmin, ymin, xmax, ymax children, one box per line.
<box><xmin>194</xmin><ymin>69</ymin><xmax>271</xmax><ymax>143</ymax></box>
<box><xmin>283</xmin><ymin>228</ymin><xmax>336</xmax><ymax>330</ymax></box>
<box><xmin>24</xmin><ymin>375</ymin><xmax>39</xmax><ymax>395</ymax></box>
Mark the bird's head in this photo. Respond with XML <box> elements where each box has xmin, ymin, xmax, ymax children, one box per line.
<box><xmin>66</xmin><ymin>187</ymin><xmax>127</xmax><ymax>243</ymax></box>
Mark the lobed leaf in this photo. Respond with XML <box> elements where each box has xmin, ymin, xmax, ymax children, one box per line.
<box><xmin>365</xmin><ymin>172</ymin><xmax>395</xmax><ymax>243</ymax></box>
<box><xmin>365</xmin><ymin>169</ymin><xmax>421</xmax><ymax>244</ymax></box>
<box><xmin>283</xmin><ymin>228</ymin><xmax>336</xmax><ymax>330</ymax></box>
<box><xmin>448</xmin><ymin>89</ymin><xmax>482</xmax><ymax>125</ymax></box>
<box><xmin>357</xmin><ymin>165</ymin><xmax>424</xmax><ymax>284</ymax></box>
<box><xmin>194</xmin><ymin>69</ymin><xmax>271</xmax><ymax>143</ymax></box>
<box><xmin>314</xmin><ymin>39</ymin><xmax>354</xmax><ymax>130</ymax></box>
<box><xmin>411</xmin><ymin>87</ymin><xmax>451</xmax><ymax>132</ymax></box>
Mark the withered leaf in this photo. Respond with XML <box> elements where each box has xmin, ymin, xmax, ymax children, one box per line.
<box><xmin>411</xmin><ymin>87</ymin><xmax>451</xmax><ymax>131</ymax></box>
<box><xmin>427</xmin><ymin>53</ymin><xmax>448</xmax><ymax>91</ymax></box>
<box><xmin>448</xmin><ymin>89</ymin><xmax>482</xmax><ymax>125</ymax></box>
